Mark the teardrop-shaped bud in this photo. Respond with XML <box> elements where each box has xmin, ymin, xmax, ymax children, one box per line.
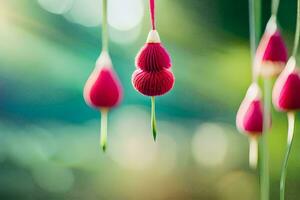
<box><xmin>132</xmin><ymin>69</ymin><xmax>174</xmax><ymax>96</ymax></box>
<box><xmin>273</xmin><ymin>57</ymin><xmax>300</xmax><ymax>111</ymax></box>
<box><xmin>255</xmin><ymin>17</ymin><xmax>288</xmax><ymax>77</ymax></box>
<box><xmin>236</xmin><ymin>83</ymin><xmax>264</xmax><ymax>135</ymax></box>
<box><xmin>84</xmin><ymin>52</ymin><xmax>123</xmax><ymax>108</ymax></box>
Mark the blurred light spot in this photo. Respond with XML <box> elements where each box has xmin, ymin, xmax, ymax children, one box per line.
<box><xmin>108</xmin><ymin>0</ymin><xmax>144</xmax><ymax>31</ymax></box>
<box><xmin>32</xmin><ymin>161</ymin><xmax>74</xmax><ymax>193</ymax></box>
<box><xmin>30</xmin><ymin>126</ymin><xmax>57</xmax><ymax>158</ymax></box>
<box><xmin>55</xmin><ymin>128</ymin><xmax>99</xmax><ymax>168</ymax></box>
<box><xmin>7</xmin><ymin>126</ymin><xmax>57</xmax><ymax>168</ymax></box>
<box><xmin>8</xmin><ymin>133</ymin><xmax>49</xmax><ymax>168</ymax></box>
<box><xmin>218</xmin><ymin>171</ymin><xmax>258</xmax><ymax>200</ymax></box>
<box><xmin>192</xmin><ymin>123</ymin><xmax>228</xmax><ymax>167</ymax></box>
<box><xmin>64</xmin><ymin>0</ymin><xmax>101</xmax><ymax>27</ymax></box>
<box><xmin>110</xmin><ymin>25</ymin><xmax>142</xmax><ymax>44</ymax></box>
<box><xmin>38</xmin><ymin>0</ymin><xmax>74</xmax><ymax>14</ymax></box>
<box><xmin>109</xmin><ymin>106</ymin><xmax>158</xmax><ymax>170</ymax></box>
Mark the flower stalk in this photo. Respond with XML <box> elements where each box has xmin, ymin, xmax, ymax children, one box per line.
<box><xmin>261</xmin><ymin>77</ymin><xmax>271</xmax><ymax>200</ymax></box>
<box><xmin>151</xmin><ymin>97</ymin><xmax>157</xmax><ymax>141</ymax></box>
<box><xmin>271</xmin><ymin>0</ymin><xmax>280</xmax><ymax>17</ymax></box>
<box><xmin>292</xmin><ymin>0</ymin><xmax>300</xmax><ymax>58</ymax></box>
<box><xmin>278</xmin><ymin>0</ymin><xmax>300</xmax><ymax>199</ymax></box>
<box><xmin>280</xmin><ymin>112</ymin><xmax>295</xmax><ymax>200</ymax></box>
<box><xmin>249</xmin><ymin>0</ymin><xmax>261</xmax><ymax>83</ymax></box>
<box><xmin>102</xmin><ymin>0</ymin><xmax>108</xmax><ymax>52</ymax></box>
<box><xmin>249</xmin><ymin>136</ymin><xmax>258</xmax><ymax>169</ymax></box>
<box><xmin>100</xmin><ymin>108</ymin><xmax>108</xmax><ymax>151</ymax></box>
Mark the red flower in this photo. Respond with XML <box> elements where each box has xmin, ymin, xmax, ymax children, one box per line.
<box><xmin>84</xmin><ymin>52</ymin><xmax>123</xmax><ymax>109</ymax></box>
<box><xmin>255</xmin><ymin>17</ymin><xmax>288</xmax><ymax>77</ymax></box>
<box><xmin>236</xmin><ymin>83</ymin><xmax>264</xmax><ymax>135</ymax></box>
<box><xmin>273</xmin><ymin>57</ymin><xmax>300</xmax><ymax>111</ymax></box>
<box><xmin>132</xmin><ymin>30</ymin><xmax>174</xmax><ymax>96</ymax></box>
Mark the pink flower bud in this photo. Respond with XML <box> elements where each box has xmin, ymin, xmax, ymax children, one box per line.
<box><xmin>236</xmin><ymin>83</ymin><xmax>264</xmax><ymax>135</ymax></box>
<box><xmin>255</xmin><ymin>18</ymin><xmax>288</xmax><ymax>77</ymax></box>
<box><xmin>273</xmin><ymin>57</ymin><xmax>300</xmax><ymax>111</ymax></box>
<box><xmin>84</xmin><ymin>52</ymin><xmax>123</xmax><ymax>108</ymax></box>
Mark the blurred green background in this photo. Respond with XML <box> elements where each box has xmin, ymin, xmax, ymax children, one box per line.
<box><xmin>1</xmin><ymin>0</ymin><xmax>300</xmax><ymax>199</ymax></box>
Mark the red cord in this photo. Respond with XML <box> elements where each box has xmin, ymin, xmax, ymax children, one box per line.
<box><xmin>149</xmin><ymin>0</ymin><xmax>155</xmax><ymax>30</ymax></box>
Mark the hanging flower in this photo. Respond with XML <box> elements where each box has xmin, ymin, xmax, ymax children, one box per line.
<box><xmin>84</xmin><ymin>51</ymin><xmax>123</xmax><ymax>151</ymax></box>
<box><xmin>131</xmin><ymin>0</ymin><xmax>175</xmax><ymax>140</ymax></box>
<box><xmin>236</xmin><ymin>83</ymin><xmax>267</xmax><ymax>169</ymax></box>
<box><xmin>236</xmin><ymin>83</ymin><xmax>264</xmax><ymax>136</ymax></box>
<box><xmin>273</xmin><ymin>57</ymin><xmax>300</xmax><ymax>111</ymax></box>
<box><xmin>255</xmin><ymin>17</ymin><xmax>288</xmax><ymax>78</ymax></box>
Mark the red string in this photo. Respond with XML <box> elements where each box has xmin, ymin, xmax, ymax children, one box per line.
<box><xmin>149</xmin><ymin>0</ymin><xmax>155</xmax><ymax>30</ymax></box>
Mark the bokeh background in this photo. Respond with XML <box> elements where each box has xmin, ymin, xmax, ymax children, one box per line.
<box><xmin>1</xmin><ymin>0</ymin><xmax>300</xmax><ymax>199</ymax></box>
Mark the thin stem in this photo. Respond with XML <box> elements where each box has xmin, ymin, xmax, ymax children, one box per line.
<box><xmin>280</xmin><ymin>112</ymin><xmax>295</xmax><ymax>200</ymax></box>
<box><xmin>151</xmin><ymin>96</ymin><xmax>157</xmax><ymax>141</ymax></box>
<box><xmin>100</xmin><ymin>109</ymin><xmax>108</xmax><ymax>152</ymax></box>
<box><xmin>149</xmin><ymin>0</ymin><xmax>156</xmax><ymax>30</ymax></box>
<box><xmin>260</xmin><ymin>78</ymin><xmax>271</xmax><ymax>200</ymax></box>
<box><xmin>102</xmin><ymin>0</ymin><xmax>109</xmax><ymax>52</ymax></box>
<box><xmin>249</xmin><ymin>0</ymin><xmax>261</xmax><ymax>83</ymax></box>
<box><xmin>292</xmin><ymin>0</ymin><xmax>300</xmax><ymax>57</ymax></box>
<box><xmin>271</xmin><ymin>0</ymin><xmax>280</xmax><ymax>17</ymax></box>
<box><xmin>249</xmin><ymin>0</ymin><xmax>256</xmax><ymax>64</ymax></box>
<box><xmin>249</xmin><ymin>136</ymin><xmax>258</xmax><ymax>169</ymax></box>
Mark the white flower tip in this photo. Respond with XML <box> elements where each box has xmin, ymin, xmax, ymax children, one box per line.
<box><xmin>266</xmin><ymin>16</ymin><xmax>277</xmax><ymax>34</ymax></box>
<box><xmin>96</xmin><ymin>51</ymin><xmax>113</xmax><ymax>69</ymax></box>
<box><xmin>246</xmin><ymin>83</ymin><xmax>262</xmax><ymax>100</ymax></box>
<box><xmin>285</xmin><ymin>56</ymin><xmax>296</xmax><ymax>73</ymax></box>
<box><xmin>146</xmin><ymin>30</ymin><xmax>161</xmax><ymax>43</ymax></box>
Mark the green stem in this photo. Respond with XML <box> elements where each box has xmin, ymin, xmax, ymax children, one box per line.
<box><xmin>100</xmin><ymin>109</ymin><xmax>108</xmax><ymax>152</ymax></box>
<box><xmin>151</xmin><ymin>96</ymin><xmax>157</xmax><ymax>141</ymax></box>
<box><xmin>249</xmin><ymin>136</ymin><xmax>258</xmax><ymax>169</ymax></box>
<box><xmin>249</xmin><ymin>0</ymin><xmax>261</xmax><ymax>82</ymax></box>
<box><xmin>280</xmin><ymin>112</ymin><xmax>295</xmax><ymax>200</ymax></box>
<box><xmin>260</xmin><ymin>78</ymin><xmax>271</xmax><ymax>200</ymax></box>
<box><xmin>102</xmin><ymin>0</ymin><xmax>109</xmax><ymax>52</ymax></box>
<box><xmin>292</xmin><ymin>0</ymin><xmax>300</xmax><ymax>57</ymax></box>
<box><xmin>271</xmin><ymin>0</ymin><xmax>280</xmax><ymax>17</ymax></box>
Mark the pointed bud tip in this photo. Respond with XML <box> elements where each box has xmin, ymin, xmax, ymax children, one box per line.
<box><xmin>96</xmin><ymin>51</ymin><xmax>113</xmax><ymax>69</ymax></box>
<box><xmin>101</xmin><ymin>144</ymin><xmax>107</xmax><ymax>152</ymax></box>
<box><xmin>153</xmin><ymin>132</ymin><xmax>157</xmax><ymax>141</ymax></box>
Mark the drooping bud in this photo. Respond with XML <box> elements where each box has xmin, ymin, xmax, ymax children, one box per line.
<box><xmin>255</xmin><ymin>17</ymin><xmax>288</xmax><ymax>77</ymax></box>
<box><xmin>84</xmin><ymin>51</ymin><xmax>123</xmax><ymax>108</ymax></box>
<box><xmin>273</xmin><ymin>57</ymin><xmax>300</xmax><ymax>111</ymax></box>
<box><xmin>132</xmin><ymin>30</ymin><xmax>175</xmax><ymax>96</ymax></box>
<box><xmin>236</xmin><ymin>83</ymin><xmax>264</xmax><ymax>135</ymax></box>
